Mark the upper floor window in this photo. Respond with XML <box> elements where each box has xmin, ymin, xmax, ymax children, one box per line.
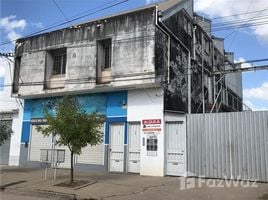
<box><xmin>51</xmin><ymin>48</ymin><xmax>66</xmax><ymax>75</ymax></box>
<box><xmin>13</xmin><ymin>56</ymin><xmax>21</xmax><ymax>93</ymax></box>
<box><xmin>97</xmin><ymin>39</ymin><xmax>111</xmax><ymax>70</ymax></box>
<box><xmin>44</xmin><ymin>48</ymin><xmax>66</xmax><ymax>89</ymax></box>
<box><xmin>96</xmin><ymin>39</ymin><xmax>112</xmax><ymax>84</ymax></box>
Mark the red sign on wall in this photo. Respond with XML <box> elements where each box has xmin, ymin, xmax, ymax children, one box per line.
<box><xmin>142</xmin><ymin>119</ymin><xmax>161</xmax><ymax>133</ymax></box>
<box><xmin>142</xmin><ymin>119</ymin><xmax>161</xmax><ymax>125</ymax></box>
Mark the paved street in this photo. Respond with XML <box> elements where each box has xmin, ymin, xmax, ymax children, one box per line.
<box><xmin>1</xmin><ymin>166</ymin><xmax>268</xmax><ymax>200</ymax></box>
<box><xmin>1</xmin><ymin>192</ymin><xmax>67</xmax><ymax>200</ymax></box>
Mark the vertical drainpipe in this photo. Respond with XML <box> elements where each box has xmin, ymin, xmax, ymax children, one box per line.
<box><xmin>190</xmin><ymin>26</ymin><xmax>197</xmax><ymax>114</ymax></box>
<box><xmin>202</xmin><ymin>35</ymin><xmax>205</xmax><ymax>113</ymax></box>
<box><xmin>212</xmin><ymin>43</ymin><xmax>216</xmax><ymax>103</ymax></box>
<box><xmin>187</xmin><ymin>50</ymin><xmax>191</xmax><ymax>114</ymax></box>
<box><xmin>155</xmin><ymin>6</ymin><xmax>170</xmax><ymax>84</ymax></box>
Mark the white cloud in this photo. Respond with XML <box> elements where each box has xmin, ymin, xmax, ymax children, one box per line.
<box><xmin>243</xmin><ymin>82</ymin><xmax>268</xmax><ymax>101</ymax></box>
<box><xmin>234</xmin><ymin>57</ymin><xmax>252</xmax><ymax>68</ymax></box>
<box><xmin>7</xmin><ymin>31</ymin><xmax>22</xmax><ymax>42</ymax></box>
<box><xmin>0</xmin><ymin>15</ymin><xmax>26</xmax><ymax>31</ymax></box>
<box><xmin>243</xmin><ymin>99</ymin><xmax>268</xmax><ymax>111</ymax></box>
<box><xmin>194</xmin><ymin>0</ymin><xmax>268</xmax><ymax>43</ymax></box>
<box><xmin>0</xmin><ymin>15</ymin><xmax>27</xmax><ymax>43</ymax></box>
<box><xmin>31</xmin><ymin>22</ymin><xmax>44</xmax><ymax>29</ymax></box>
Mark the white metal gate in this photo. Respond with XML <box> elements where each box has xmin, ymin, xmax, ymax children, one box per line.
<box><xmin>30</xmin><ymin>125</ymin><xmax>52</xmax><ymax>161</ymax></box>
<box><xmin>0</xmin><ymin>120</ymin><xmax>12</xmax><ymax>165</ymax></box>
<box><xmin>109</xmin><ymin>123</ymin><xmax>125</xmax><ymax>172</ymax></box>
<box><xmin>0</xmin><ymin>138</ymin><xmax>10</xmax><ymax>165</ymax></box>
<box><xmin>166</xmin><ymin>122</ymin><xmax>186</xmax><ymax>176</ymax></box>
<box><xmin>128</xmin><ymin>122</ymin><xmax>141</xmax><ymax>173</ymax></box>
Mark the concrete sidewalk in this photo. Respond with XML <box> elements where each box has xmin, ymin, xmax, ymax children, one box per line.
<box><xmin>1</xmin><ymin>166</ymin><xmax>268</xmax><ymax>200</ymax></box>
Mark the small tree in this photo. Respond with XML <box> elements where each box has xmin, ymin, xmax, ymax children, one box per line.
<box><xmin>36</xmin><ymin>96</ymin><xmax>104</xmax><ymax>184</ymax></box>
<box><xmin>0</xmin><ymin>120</ymin><xmax>13</xmax><ymax>146</ymax></box>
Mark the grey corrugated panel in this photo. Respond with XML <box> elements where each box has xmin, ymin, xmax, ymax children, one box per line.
<box><xmin>186</xmin><ymin>111</ymin><xmax>268</xmax><ymax>182</ymax></box>
<box><xmin>262</xmin><ymin>111</ymin><xmax>268</xmax><ymax>181</ymax></box>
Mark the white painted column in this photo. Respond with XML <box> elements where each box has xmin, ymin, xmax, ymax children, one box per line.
<box><xmin>128</xmin><ymin>88</ymin><xmax>164</xmax><ymax>176</ymax></box>
<box><xmin>9</xmin><ymin>102</ymin><xmax>24</xmax><ymax>166</ymax></box>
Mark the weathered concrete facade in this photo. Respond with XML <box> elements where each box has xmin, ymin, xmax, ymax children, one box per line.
<box><xmin>12</xmin><ymin>0</ymin><xmax>244</xmax><ymax>177</ymax></box>
<box><xmin>14</xmin><ymin>7</ymin><xmax>157</xmax><ymax>98</ymax></box>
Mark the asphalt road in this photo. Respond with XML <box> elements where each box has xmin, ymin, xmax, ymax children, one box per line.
<box><xmin>0</xmin><ymin>192</ymin><xmax>70</xmax><ymax>200</ymax></box>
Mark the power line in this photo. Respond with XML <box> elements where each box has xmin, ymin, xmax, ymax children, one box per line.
<box><xmin>212</xmin><ymin>20</ymin><xmax>268</xmax><ymax>32</ymax></box>
<box><xmin>1</xmin><ymin>67</ymin><xmax>195</xmax><ymax>88</ymax></box>
<box><xmin>5</xmin><ymin>58</ymin><xmax>268</xmax><ymax>86</ymax></box>
<box><xmin>228</xmin><ymin>0</ymin><xmax>253</xmax><ymax>50</ymax></box>
<box><xmin>211</xmin><ymin>8</ymin><xmax>268</xmax><ymax>20</ymax></box>
<box><xmin>223</xmin><ymin>6</ymin><xmax>268</xmax><ymax>39</ymax></box>
<box><xmin>198</xmin><ymin>15</ymin><xmax>268</xmax><ymax>31</ymax></box>
<box><xmin>211</xmin><ymin>15</ymin><xmax>268</xmax><ymax>28</ymax></box>
<box><xmin>0</xmin><ymin>0</ymin><xmax>128</xmax><ymax>47</ymax></box>
<box><xmin>7</xmin><ymin>58</ymin><xmax>267</xmax><ymax>89</ymax></box>
<box><xmin>52</xmin><ymin>0</ymin><xmax>72</xmax><ymax>26</ymax></box>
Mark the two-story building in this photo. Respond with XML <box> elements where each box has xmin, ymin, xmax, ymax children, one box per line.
<box><xmin>12</xmin><ymin>0</ymin><xmax>242</xmax><ymax>176</ymax></box>
<box><xmin>0</xmin><ymin>56</ymin><xmax>24</xmax><ymax>166</ymax></box>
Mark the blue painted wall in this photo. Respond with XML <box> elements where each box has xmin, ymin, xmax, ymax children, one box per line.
<box><xmin>21</xmin><ymin>91</ymin><xmax>127</xmax><ymax>143</ymax></box>
<box><xmin>106</xmin><ymin>92</ymin><xmax>127</xmax><ymax>117</ymax></box>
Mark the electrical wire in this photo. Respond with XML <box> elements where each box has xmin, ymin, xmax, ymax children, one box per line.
<box><xmin>211</xmin><ymin>8</ymin><xmax>268</xmax><ymax>20</ymax></box>
<box><xmin>212</xmin><ymin>21</ymin><xmax>268</xmax><ymax>32</ymax></box>
<box><xmin>3</xmin><ymin>57</ymin><xmax>267</xmax><ymax>88</ymax></box>
<box><xmin>223</xmin><ymin>6</ymin><xmax>268</xmax><ymax>39</ymax></box>
<box><xmin>198</xmin><ymin>15</ymin><xmax>268</xmax><ymax>31</ymax></box>
<box><xmin>52</xmin><ymin>0</ymin><xmax>72</xmax><ymax>26</ymax></box>
<box><xmin>0</xmin><ymin>0</ymin><xmax>129</xmax><ymax>47</ymax></box>
<box><xmin>0</xmin><ymin>0</ymin><xmax>195</xmax><ymax>47</ymax></box>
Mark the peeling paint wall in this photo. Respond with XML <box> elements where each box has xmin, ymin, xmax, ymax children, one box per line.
<box><xmin>15</xmin><ymin>7</ymin><xmax>157</xmax><ymax>97</ymax></box>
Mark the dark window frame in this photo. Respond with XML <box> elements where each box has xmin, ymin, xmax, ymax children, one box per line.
<box><xmin>12</xmin><ymin>56</ymin><xmax>21</xmax><ymax>93</ymax></box>
<box><xmin>146</xmin><ymin>138</ymin><xmax>158</xmax><ymax>151</ymax></box>
<box><xmin>98</xmin><ymin>39</ymin><xmax>112</xmax><ymax>70</ymax></box>
<box><xmin>51</xmin><ymin>48</ymin><xmax>67</xmax><ymax>75</ymax></box>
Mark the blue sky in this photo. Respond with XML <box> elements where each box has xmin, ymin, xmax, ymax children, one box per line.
<box><xmin>0</xmin><ymin>0</ymin><xmax>267</xmax><ymax>110</ymax></box>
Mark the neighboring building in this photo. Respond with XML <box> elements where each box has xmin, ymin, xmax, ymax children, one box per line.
<box><xmin>0</xmin><ymin>57</ymin><xmax>24</xmax><ymax>166</ymax></box>
<box><xmin>192</xmin><ymin>15</ymin><xmax>243</xmax><ymax>113</ymax></box>
<box><xmin>12</xmin><ymin>0</ymin><xmax>242</xmax><ymax>176</ymax></box>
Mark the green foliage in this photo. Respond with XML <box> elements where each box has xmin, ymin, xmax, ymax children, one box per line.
<box><xmin>36</xmin><ymin>96</ymin><xmax>104</xmax><ymax>154</ymax></box>
<box><xmin>0</xmin><ymin>120</ymin><xmax>13</xmax><ymax>146</ymax></box>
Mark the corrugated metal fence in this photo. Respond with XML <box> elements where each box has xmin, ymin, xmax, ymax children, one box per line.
<box><xmin>187</xmin><ymin>111</ymin><xmax>268</xmax><ymax>182</ymax></box>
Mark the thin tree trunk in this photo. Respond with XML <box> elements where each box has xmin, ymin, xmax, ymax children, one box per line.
<box><xmin>70</xmin><ymin>151</ymin><xmax>74</xmax><ymax>184</ymax></box>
